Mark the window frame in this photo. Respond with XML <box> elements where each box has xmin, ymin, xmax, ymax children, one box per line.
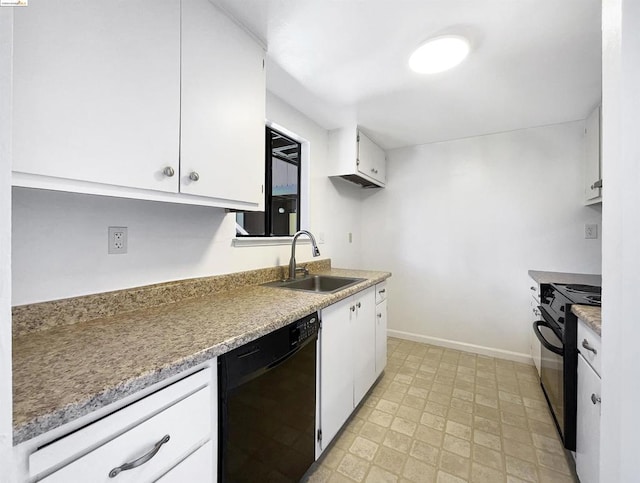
<box><xmin>264</xmin><ymin>127</ymin><xmax>302</xmax><ymax>236</ymax></box>
<box><xmin>234</xmin><ymin>125</ymin><xmax>303</xmax><ymax>238</ymax></box>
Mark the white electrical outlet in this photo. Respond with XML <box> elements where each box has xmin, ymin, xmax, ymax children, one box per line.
<box><xmin>108</xmin><ymin>226</ymin><xmax>128</xmax><ymax>254</ymax></box>
<box><xmin>585</xmin><ymin>224</ymin><xmax>598</xmax><ymax>239</ymax></box>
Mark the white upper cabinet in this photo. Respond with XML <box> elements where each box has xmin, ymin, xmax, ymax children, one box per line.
<box><xmin>12</xmin><ymin>0</ymin><xmax>181</xmax><ymax>193</ymax></box>
<box><xmin>12</xmin><ymin>0</ymin><xmax>266</xmax><ymax>210</ymax></box>
<box><xmin>180</xmin><ymin>0</ymin><xmax>265</xmax><ymax>205</ymax></box>
<box><xmin>357</xmin><ymin>131</ymin><xmax>387</xmax><ymax>185</ymax></box>
<box><xmin>328</xmin><ymin>126</ymin><xmax>387</xmax><ymax>188</ymax></box>
<box><xmin>584</xmin><ymin>105</ymin><xmax>602</xmax><ymax>204</ymax></box>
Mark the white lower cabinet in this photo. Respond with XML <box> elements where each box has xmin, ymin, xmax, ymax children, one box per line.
<box><xmin>317</xmin><ymin>296</ymin><xmax>355</xmax><ymax>457</ymax></box>
<box><xmin>530</xmin><ymin>298</ymin><xmax>542</xmax><ymax>376</ymax></box>
<box><xmin>318</xmin><ymin>285</ymin><xmax>385</xmax><ymax>457</ymax></box>
<box><xmin>576</xmin><ymin>320</ymin><xmax>602</xmax><ymax>483</ymax></box>
<box><xmin>29</xmin><ymin>366</ymin><xmax>216</xmax><ymax>482</ymax></box>
<box><xmin>352</xmin><ymin>288</ymin><xmax>376</xmax><ymax>406</ymax></box>
<box><xmin>375</xmin><ymin>282</ymin><xmax>388</xmax><ymax>378</ymax></box>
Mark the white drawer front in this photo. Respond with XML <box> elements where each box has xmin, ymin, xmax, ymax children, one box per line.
<box><xmin>40</xmin><ymin>386</ymin><xmax>211</xmax><ymax>482</ymax></box>
<box><xmin>30</xmin><ymin>368</ymin><xmax>211</xmax><ymax>478</ymax></box>
<box><xmin>156</xmin><ymin>440</ymin><xmax>213</xmax><ymax>482</ymax></box>
<box><xmin>375</xmin><ymin>281</ymin><xmax>387</xmax><ymax>304</ymax></box>
<box><xmin>578</xmin><ymin>319</ymin><xmax>601</xmax><ymax>377</ymax></box>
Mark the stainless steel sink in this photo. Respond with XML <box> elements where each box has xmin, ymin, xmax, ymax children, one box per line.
<box><xmin>264</xmin><ymin>275</ymin><xmax>365</xmax><ymax>293</ymax></box>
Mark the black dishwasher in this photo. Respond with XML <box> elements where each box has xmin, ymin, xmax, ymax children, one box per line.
<box><xmin>218</xmin><ymin>312</ymin><xmax>319</xmax><ymax>482</ymax></box>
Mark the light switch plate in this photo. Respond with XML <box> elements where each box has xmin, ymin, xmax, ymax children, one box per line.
<box><xmin>585</xmin><ymin>224</ymin><xmax>598</xmax><ymax>239</ymax></box>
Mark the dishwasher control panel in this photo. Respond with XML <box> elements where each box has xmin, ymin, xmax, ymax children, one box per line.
<box><xmin>290</xmin><ymin>312</ymin><xmax>319</xmax><ymax>347</ymax></box>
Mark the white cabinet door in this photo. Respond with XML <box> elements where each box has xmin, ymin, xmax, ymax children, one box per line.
<box><xmin>357</xmin><ymin>131</ymin><xmax>386</xmax><ymax>185</ymax></box>
<box><xmin>12</xmin><ymin>0</ymin><xmax>181</xmax><ymax>193</ymax></box>
<box><xmin>180</xmin><ymin>0</ymin><xmax>265</xmax><ymax>205</ymax></box>
<box><xmin>156</xmin><ymin>441</ymin><xmax>214</xmax><ymax>483</ymax></box>
<box><xmin>352</xmin><ymin>287</ymin><xmax>376</xmax><ymax>406</ymax></box>
<box><xmin>584</xmin><ymin>105</ymin><xmax>602</xmax><ymax>203</ymax></box>
<box><xmin>530</xmin><ymin>298</ymin><xmax>542</xmax><ymax>377</ymax></box>
<box><xmin>576</xmin><ymin>354</ymin><xmax>601</xmax><ymax>483</ymax></box>
<box><xmin>318</xmin><ymin>297</ymin><xmax>354</xmax><ymax>455</ymax></box>
<box><xmin>375</xmin><ymin>298</ymin><xmax>388</xmax><ymax>378</ymax></box>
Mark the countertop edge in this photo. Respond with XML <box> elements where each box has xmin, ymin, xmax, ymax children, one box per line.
<box><xmin>571</xmin><ymin>304</ymin><xmax>602</xmax><ymax>337</ymax></box>
<box><xmin>528</xmin><ymin>270</ymin><xmax>602</xmax><ymax>286</ymax></box>
<box><xmin>13</xmin><ymin>270</ymin><xmax>391</xmax><ymax>445</ymax></box>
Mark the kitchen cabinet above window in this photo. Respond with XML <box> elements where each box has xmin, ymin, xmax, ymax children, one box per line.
<box><xmin>12</xmin><ymin>0</ymin><xmax>265</xmax><ymax>211</ymax></box>
<box><xmin>328</xmin><ymin>126</ymin><xmax>387</xmax><ymax>188</ymax></box>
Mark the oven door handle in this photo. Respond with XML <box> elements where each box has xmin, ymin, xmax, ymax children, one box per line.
<box><xmin>533</xmin><ymin>321</ymin><xmax>564</xmax><ymax>355</ymax></box>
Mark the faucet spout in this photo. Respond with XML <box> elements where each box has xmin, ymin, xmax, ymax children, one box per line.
<box><xmin>289</xmin><ymin>230</ymin><xmax>321</xmax><ymax>280</ymax></box>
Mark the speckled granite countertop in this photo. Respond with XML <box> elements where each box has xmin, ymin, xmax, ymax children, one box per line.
<box><xmin>572</xmin><ymin>305</ymin><xmax>602</xmax><ymax>336</ymax></box>
<box><xmin>528</xmin><ymin>270</ymin><xmax>601</xmax><ymax>286</ymax></box>
<box><xmin>13</xmin><ymin>265</ymin><xmax>390</xmax><ymax>445</ymax></box>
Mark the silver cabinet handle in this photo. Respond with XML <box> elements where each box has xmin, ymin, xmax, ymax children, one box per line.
<box><xmin>530</xmin><ymin>286</ymin><xmax>536</xmax><ymax>291</ymax></box>
<box><xmin>590</xmin><ymin>179</ymin><xmax>603</xmax><ymax>190</ymax></box>
<box><xmin>591</xmin><ymin>393</ymin><xmax>601</xmax><ymax>405</ymax></box>
<box><xmin>377</xmin><ymin>313</ymin><xmax>382</xmax><ymax>318</ymax></box>
<box><xmin>350</xmin><ymin>305</ymin><xmax>356</xmax><ymax>312</ymax></box>
<box><xmin>162</xmin><ymin>167</ymin><xmax>175</xmax><ymax>177</ymax></box>
<box><xmin>189</xmin><ymin>171</ymin><xmax>200</xmax><ymax>182</ymax></box>
<box><xmin>582</xmin><ymin>339</ymin><xmax>597</xmax><ymax>354</ymax></box>
<box><xmin>378</xmin><ymin>289</ymin><xmax>386</xmax><ymax>294</ymax></box>
<box><xmin>356</xmin><ymin>302</ymin><xmax>361</xmax><ymax>308</ymax></box>
<box><xmin>109</xmin><ymin>434</ymin><xmax>170</xmax><ymax>478</ymax></box>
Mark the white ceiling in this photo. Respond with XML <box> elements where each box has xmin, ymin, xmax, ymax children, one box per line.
<box><xmin>213</xmin><ymin>0</ymin><xmax>602</xmax><ymax>149</ymax></box>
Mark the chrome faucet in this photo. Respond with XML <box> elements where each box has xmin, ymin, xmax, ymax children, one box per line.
<box><xmin>289</xmin><ymin>230</ymin><xmax>321</xmax><ymax>280</ymax></box>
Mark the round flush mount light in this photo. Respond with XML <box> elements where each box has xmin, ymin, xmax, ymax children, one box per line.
<box><xmin>409</xmin><ymin>35</ymin><xmax>470</xmax><ymax>74</ymax></box>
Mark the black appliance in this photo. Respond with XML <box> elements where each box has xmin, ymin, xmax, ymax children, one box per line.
<box><xmin>218</xmin><ymin>312</ymin><xmax>319</xmax><ymax>482</ymax></box>
<box><xmin>534</xmin><ymin>283</ymin><xmax>601</xmax><ymax>450</ymax></box>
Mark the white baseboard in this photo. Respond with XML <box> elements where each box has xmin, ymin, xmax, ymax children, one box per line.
<box><xmin>387</xmin><ymin>329</ymin><xmax>533</xmax><ymax>365</ymax></box>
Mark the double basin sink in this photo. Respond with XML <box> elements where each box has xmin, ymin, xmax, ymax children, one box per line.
<box><xmin>264</xmin><ymin>274</ymin><xmax>365</xmax><ymax>294</ymax></box>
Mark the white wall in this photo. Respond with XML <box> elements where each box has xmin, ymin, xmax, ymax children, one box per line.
<box><xmin>600</xmin><ymin>0</ymin><xmax>640</xmax><ymax>480</ymax></box>
<box><xmin>360</xmin><ymin>121</ymin><xmax>602</xmax><ymax>360</ymax></box>
<box><xmin>11</xmin><ymin>92</ymin><xmax>364</xmax><ymax>305</ymax></box>
<box><xmin>0</xmin><ymin>8</ymin><xmax>14</xmax><ymax>482</ymax></box>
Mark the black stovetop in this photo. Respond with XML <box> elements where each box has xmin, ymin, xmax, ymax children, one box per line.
<box><xmin>552</xmin><ymin>283</ymin><xmax>601</xmax><ymax>307</ymax></box>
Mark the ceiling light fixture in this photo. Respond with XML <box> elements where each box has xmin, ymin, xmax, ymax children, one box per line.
<box><xmin>409</xmin><ymin>35</ymin><xmax>470</xmax><ymax>74</ymax></box>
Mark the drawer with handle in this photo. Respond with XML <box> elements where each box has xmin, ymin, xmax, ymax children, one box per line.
<box><xmin>30</xmin><ymin>368</ymin><xmax>212</xmax><ymax>481</ymax></box>
<box><xmin>375</xmin><ymin>281</ymin><xmax>387</xmax><ymax>304</ymax></box>
<box><xmin>578</xmin><ymin>319</ymin><xmax>601</xmax><ymax>377</ymax></box>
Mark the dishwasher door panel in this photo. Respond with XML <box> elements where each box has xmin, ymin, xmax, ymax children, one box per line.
<box><xmin>219</xmin><ymin>334</ymin><xmax>317</xmax><ymax>482</ymax></box>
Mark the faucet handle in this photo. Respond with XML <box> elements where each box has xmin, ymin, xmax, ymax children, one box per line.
<box><xmin>295</xmin><ymin>265</ymin><xmax>309</xmax><ymax>276</ymax></box>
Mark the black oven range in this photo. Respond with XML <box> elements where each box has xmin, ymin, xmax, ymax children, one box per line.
<box><xmin>533</xmin><ymin>283</ymin><xmax>601</xmax><ymax>451</ymax></box>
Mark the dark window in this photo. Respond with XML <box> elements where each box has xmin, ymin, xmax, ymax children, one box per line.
<box><xmin>236</xmin><ymin>127</ymin><xmax>301</xmax><ymax>236</ymax></box>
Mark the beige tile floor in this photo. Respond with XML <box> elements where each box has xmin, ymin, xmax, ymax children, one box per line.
<box><xmin>303</xmin><ymin>337</ymin><xmax>576</xmax><ymax>483</ymax></box>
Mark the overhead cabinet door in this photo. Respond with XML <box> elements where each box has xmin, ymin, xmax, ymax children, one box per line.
<box><xmin>357</xmin><ymin>131</ymin><xmax>386</xmax><ymax>185</ymax></box>
<box><xmin>12</xmin><ymin>0</ymin><xmax>181</xmax><ymax>192</ymax></box>
<box><xmin>180</xmin><ymin>0</ymin><xmax>266</xmax><ymax>205</ymax></box>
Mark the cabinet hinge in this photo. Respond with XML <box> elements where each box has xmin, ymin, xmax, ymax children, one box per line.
<box><xmin>356</xmin><ymin>133</ymin><xmax>360</xmax><ymax>142</ymax></box>
<box><xmin>263</xmin><ymin>59</ymin><xmax>265</xmax><ymax>70</ymax></box>
<box><xmin>261</xmin><ymin>184</ymin><xmax>264</xmax><ymax>193</ymax></box>
<box><xmin>356</xmin><ymin>158</ymin><xmax>360</xmax><ymax>166</ymax></box>
<box><xmin>317</xmin><ymin>429</ymin><xmax>323</xmax><ymax>442</ymax></box>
